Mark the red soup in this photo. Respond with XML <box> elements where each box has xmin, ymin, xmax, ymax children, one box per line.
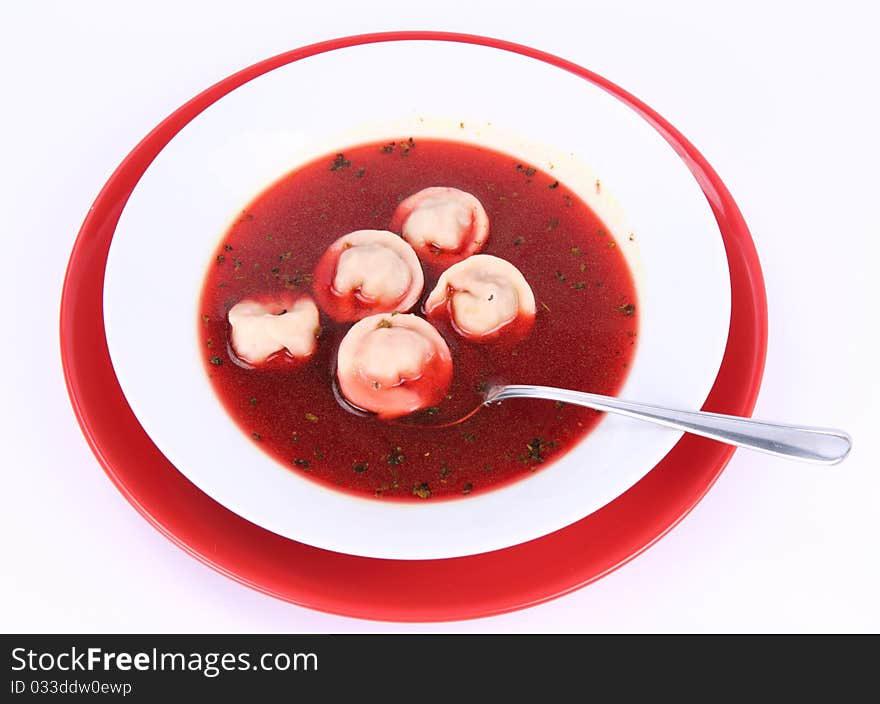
<box><xmin>199</xmin><ymin>138</ymin><xmax>638</xmax><ymax>501</ymax></box>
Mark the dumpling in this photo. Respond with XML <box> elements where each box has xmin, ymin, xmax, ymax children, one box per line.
<box><xmin>312</xmin><ymin>229</ymin><xmax>424</xmax><ymax>322</ymax></box>
<box><xmin>336</xmin><ymin>313</ymin><xmax>453</xmax><ymax>419</ymax></box>
<box><xmin>390</xmin><ymin>187</ymin><xmax>489</xmax><ymax>265</ymax></box>
<box><xmin>228</xmin><ymin>295</ymin><xmax>320</xmax><ymax>366</ymax></box>
<box><xmin>424</xmin><ymin>254</ymin><xmax>535</xmax><ymax>343</ymax></box>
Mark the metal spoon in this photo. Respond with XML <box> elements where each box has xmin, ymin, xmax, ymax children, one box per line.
<box><xmin>477</xmin><ymin>384</ymin><xmax>851</xmax><ymax>465</ymax></box>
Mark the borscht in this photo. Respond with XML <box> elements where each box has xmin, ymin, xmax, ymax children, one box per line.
<box><xmin>198</xmin><ymin>137</ymin><xmax>638</xmax><ymax>501</ymax></box>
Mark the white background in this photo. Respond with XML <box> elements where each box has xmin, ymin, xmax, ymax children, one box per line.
<box><xmin>1</xmin><ymin>0</ymin><xmax>877</xmax><ymax>633</ymax></box>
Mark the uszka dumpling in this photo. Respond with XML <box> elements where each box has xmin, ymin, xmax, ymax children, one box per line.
<box><xmin>336</xmin><ymin>314</ymin><xmax>453</xmax><ymax>419</ymax></box>
<box><xmin>425</xmin><ymin>254</ymin><xmax>536</xmax><ymax>343</ymax></box>
<box><xmin>228</xmin><ymin>295</ymin><xmax>320</xmax><ymax>366</ymax></box>
<box><xmin>390</xmin><ymin>187</ymin><xmax>489</xmax><ymax>264</ymax></box>
<box><xmin>312</xmin><ymin>229</ymin><xmax>424</xmax><ymax>322</ymax></box>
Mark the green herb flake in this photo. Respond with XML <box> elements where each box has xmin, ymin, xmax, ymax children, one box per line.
<box><xmin>278</xmin><ymin>251</ymin><xmax>293</xmax><ymax>262</ymax></box>
<box><xmin>424</xmin><ymin>406</ymin><xmax>440</xmax><ymax>417</ymax></box>
<box><xmin>440</xmin><ymin>462</ymin><xmax>453</xmax><ymax>479</ymax></box>
<box><xmin>462</xmin><ymin>482</ymin><xmax>473</xmax><ymax>495</ymax></box>
<box><xmin>224</xmin><ymin>244</ymin><xmax>233</xmax><ymax>251</ymax></box>
<box><xmin>570</xmin><ymin>246</ymin><xmax>581</xmax><ymax>256</ymax></box>
<box><xmin>353</xmin><ymin>462</ymin><xmax>368</xmax><ymax>474</ymax></box>
<box><xmin>571</xmin><ymin>282</ymin><xmax>587</xmax><ymax>290</ymax></box>
<box><xmin>616</xmin><ymin>303</ymin><xmax>636</xmax><ymax>317</ymax></box>
<box><xmin>293</xmin><ymin>458</ymin><xmax>311</xmax><ymax>469</ymax></box>
<box><xmin>381</xmin><ymin>142</ymin><xmax>395</xmax><ymax>153</ymax></box>
<box><xmin>549</xmin><ymin>181</ymin><xmax>559</xmax><ymax>189</ymax></box>
<box><xmin>555</xmin><ymin>270</ymin><xmax>566</xmax><ymax>282</ymax></box>
<box><xmin>330</xmin><ymin>153</ymin><xmax>351</xmax><ymax>171</ymax></box>
<box><xmin>474</xmin><ymin>380</ymin><xmax>488</xmax><ymax>393</ymax></box>
<box><xmin>314</xmin><ymin>447</ymin><xmax>325</xmax><ymax>459</ymax></box>
<box><xmin>524</xmin><ymin>437</ymin><xmax>555</xmax><ymax>465</ymax></box>
<box><xmin>209</xmin><ymin>356</ymin><xmax>223</xmax><ymax>366</ymax></box>
<box><xmin>233</xmin><ymin>257</ymin><xmax>242</xmax><ymax>270</ymax></box>
<box><xmin>216</xmin><ymin>254</ymin><xmax>225</xmax><ymax>265</ymax></box>
<box><xmin>513</xmin><ymin>236</ymin><xmax>525</xmax><ymax>247</ymax></box>
<box><xmin>546</xmin><ymin>217</ymin><xmax>560</xmax><ymax>231</ymax></box>
<box><xmin>355</xmin><ymin>167</ymin><xmax>366</xmax><ymax>178</ymax></box>
<box><xmin>462</xmin><ymin>432</ymin><xmax>476</xmax><ymax>444</ymax></box>
<box><xmin>206</xmin><ymin>338</ymin><xmax>213</xmax><ymax>347</ymax></box>
<box><xmin>252</xmin><ymin>432</ymin><xmax>262</xmax><ymax>441</ymax></box>
<box><xmin>283</xmin><ymin>271</ymin><xmax>313</xmax><ymax>287</ymax></box>
<box><xmin>249</xmin><ymin>397</ymin><xmax>257</xmax><ymax>406</ymax></box>
<box><xmin>412</xmin><ymin>482</ymin><xmax>431</xmax><ymax>499</ymax></box>
<box><xmin>304</xmin><ymin>412</ymin><xmax>319</xmax><ymax>423</ymax></box>
<box><xmin>387</xmin><ymin>446</ymin><xmax>406</xmax><ymax>465</ymax></box>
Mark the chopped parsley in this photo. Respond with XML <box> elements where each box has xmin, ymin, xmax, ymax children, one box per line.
<box><xmin>462</xmin><ymin>482</ymin><xmax>473</xmax><ymax>495</ymax></box>
<box><xmin>387</xmin><ymin>446</ymin><xmax>406</xmax><ymax>465</ymax></box>
<box><xmin>523</xmin><ymin>437</ymin><xmax>556</xmax><ymax>465</ymax></box>
<box><xmin>616</xmin><ymin>303</ymin><xmax>636</xmax><ymax>317</ymax></box>
<box><xmin>209</xmin><ymin>356</ymin><xmax>223</xmax><ymax>366</ymax></box>
<box><xmin>329</xmin><ymin>153</ymin><xmax>351</xmax><ymax>171</ymax></box>
<box><xmin>352</xmin><ymin>462</ymin><xmax>368</xmax><ymax>474</ymax></box>
<box><xmin>412</xmin><ymin>482</ymin><xmax>431</xmax><ymax>499</ymax></box>
<box><xmin>304</xmin><ymin>412</ymin><xmax>319</xmax><ymax>423</ymax></box>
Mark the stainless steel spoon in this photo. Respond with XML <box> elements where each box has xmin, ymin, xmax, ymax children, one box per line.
<box><xmin>483</xmin><ymin>384</ymin><xmax>851</xmax><ymax>465</ymax></box>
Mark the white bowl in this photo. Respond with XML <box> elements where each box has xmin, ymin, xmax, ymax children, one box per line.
<box><xmin>104</xmin><ymin>40</ymin><xmax>730</xmax><ymax>560</ymax></box>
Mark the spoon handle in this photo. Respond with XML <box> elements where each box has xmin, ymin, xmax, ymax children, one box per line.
<box><xmin>488</xmin><ymin>385</ymin><xmax>851</xmax><ymax>465</ymax></box>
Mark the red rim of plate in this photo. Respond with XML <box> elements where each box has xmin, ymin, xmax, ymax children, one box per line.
<box><xmin>59</xmin><ymin>32</ymin><xmax>768</xmax><ymax>622</ymax></box>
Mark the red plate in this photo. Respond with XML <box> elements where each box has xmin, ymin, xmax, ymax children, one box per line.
<box><xmin>60</xmin><ymin>32</ymin><xmax>767</xmax><ymax>622</ymax></box>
